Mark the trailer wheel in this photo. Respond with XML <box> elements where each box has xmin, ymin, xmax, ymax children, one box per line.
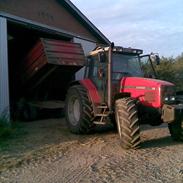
<box><xmin>22</xmin><ymin>104</ymin><xmax>38</xmax><ymax>121</ymax></box>
<box><xmin>17</xmin><ymin>99</ymin><xmax>38</xmax><ymax>121</ymax></box>
<box><xmin>65</xmin><ymin>85</ymin><xmax>94</xmax><ymax>134</ymax></box>
<box><xmin>168</xmin><ymin>120</ymin><xmax>183</xmax><ymax>141</ymax></box>
<box><xmin>115</xmin><ymin>98</ymin><xmax>141</xmax><ymax>149</ymax></box>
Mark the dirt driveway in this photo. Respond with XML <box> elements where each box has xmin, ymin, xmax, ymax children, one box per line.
<box><xmin>0</xmin><ymin>118</ymin><xmax>183</xmax><ymax>183</ymax></box>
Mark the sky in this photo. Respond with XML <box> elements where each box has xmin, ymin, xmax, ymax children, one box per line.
<box><xmin>71</xmin><ymin>0</ymin><xmax>183</xmax><ymax>57</ymax></box>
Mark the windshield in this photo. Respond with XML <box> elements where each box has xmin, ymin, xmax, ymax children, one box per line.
<box><xmin>112</xmin><ymin>53</ymin><xmax>143</xmax><ymax>80</ymax></box>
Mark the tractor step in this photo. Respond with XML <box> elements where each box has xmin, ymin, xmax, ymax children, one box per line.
<box><xmin>96</xmin><ymin>113</ymin><xmax>109</xmax><ymax>117</ymax></box>
<box><xmin>97</xmin><ymin>105</ymin><xmax>108</xmax><ymax>109</ymax></box>
<box><xmin>93</xmin><ymin>121</ymin><xmax>106</xmax><ymax>125</ymax></box>
<box><xmin>94</xmin><ymin>104</ymin><xmax>109</xmax><ymax>124</ymax></box>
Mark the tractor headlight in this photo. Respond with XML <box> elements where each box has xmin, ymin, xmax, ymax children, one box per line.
<box><xmin>161</xmin><ymin>86</ymin><xmax>176</xmax><ymax>104</ymax></box>
<box><xmin>170</xmin><ymin>96</ymin><xmax>176</xmax><ymax>101</ymax></box>
<box><xmin>164</xmin><ymin>96</ymin><xmax>176</xmax><ymax>102</ymax></box>
<box><xmin>164</xmin><ymin>97</ymin><xmax>169</xmax><ymax>101</ymax></box>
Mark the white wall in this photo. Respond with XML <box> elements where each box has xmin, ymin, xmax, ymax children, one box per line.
<box><xmin>0</xmin><ymin>17</ymin><xmax>10</xmax><ymax>120</ymax></box>
<box><xmin>73</xmin><ymin>37</ymin><xmax>96</xmax><ymax>55</ymax></box>
<box><xmin>74</xmin><ymin>38</ymin><xmax>96</xmax><ymax>80</ymax></box>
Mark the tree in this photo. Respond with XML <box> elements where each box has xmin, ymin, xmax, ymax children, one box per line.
<box><xmin>155</xmin><ymin>53</ymin><xmax>183</xmax><ymax>91</ymax></box>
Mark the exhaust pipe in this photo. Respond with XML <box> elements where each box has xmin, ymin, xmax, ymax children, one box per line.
<box><xmin>107</xmin><ymin>43</ymin><xmax>114</xmax><ymax>110</ymax></box>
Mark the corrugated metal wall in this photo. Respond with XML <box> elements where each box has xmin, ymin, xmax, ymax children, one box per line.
<box><xmin>0</xmin><ymin>0</ymin><xmax>100</xmax><ymax>42</ymax></box>
<box><xmin>0</xmin><ymin>17</ymin><xmax>10</xmax><ymax>120</ymax></box>
<box><xmin>74</xmin><ymin>38</ymin><xmax>96</xmax><ymax>80</ymax></box>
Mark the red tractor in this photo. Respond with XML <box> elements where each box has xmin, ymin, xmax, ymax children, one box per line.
<box><xmin>65</xmin><ymin>44</ymin><xmax>183</xmax><ymax>149</ymax></box>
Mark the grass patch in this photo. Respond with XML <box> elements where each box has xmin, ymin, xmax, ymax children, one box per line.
<box><xmin>0</xmin><ymin>117</ymin><xmax>12</xmax><ymax>139</ymax></box>
<box><xmin>0</xmin><ymin>118</ymin><xmax>28</xmax><ymax>150</ymax></box>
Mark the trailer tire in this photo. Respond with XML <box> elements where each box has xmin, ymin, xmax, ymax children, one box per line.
<box><xmin>115</xmin><ymin>98</ymin><xmax>141</xmax><ymax>149</ymax></box>
<box><xmin>65</xmin><ymin>85</ymin><xmax>94</xmax><ymax>134</ymax></box>
<box><xmin>22</xmin><ymin>104</ymin><xmax>38</xmax><ymax>121</ymax></box>
<box><xmin>168</xmin><ymin>120</ymin><xmax>183</xmax><ymax>141</ymax></box>
<box><xmin>17</xmin><ymin>99</ymin><xmax>38</xmax><ymax>121</ymax></box>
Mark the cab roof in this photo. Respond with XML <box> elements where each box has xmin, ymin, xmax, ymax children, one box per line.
<box><xmin>89</xmin><ymin>46</ymin><xmax>143</xmax><ymax>56</ymax></box>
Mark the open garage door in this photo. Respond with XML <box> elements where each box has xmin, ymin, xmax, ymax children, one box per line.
<box><xmin>0</xmin><ymin>14</ymin><xmax>89</xmax><ymax>120</ymax></box>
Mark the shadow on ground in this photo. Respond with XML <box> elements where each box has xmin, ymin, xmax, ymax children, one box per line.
<box><xmin>141</xmin><ymin>136</ymin><xmax>182</xmax><ymax>149</ymax></box>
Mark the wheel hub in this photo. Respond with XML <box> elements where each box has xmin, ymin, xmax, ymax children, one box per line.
<box><xmin>68</xmin><ymin>96</ymin><xmax>81</xmax><ymax>125</ymax></box>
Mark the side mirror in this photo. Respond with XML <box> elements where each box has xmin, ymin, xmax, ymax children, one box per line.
<box><xmin>99</xmin><ymin>52</ymin><xmax>106</xmax><ymax>63</ymax></box>
<box><xmin>150</xmin><ymin>53</ymin><xmax>160</xmax><ymax>65</ymax></box>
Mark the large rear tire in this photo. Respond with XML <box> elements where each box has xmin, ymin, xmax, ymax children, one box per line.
<box><xmin>115</xmin><ymin>98</ymin><xmax>141</xmax><ymax>149</ymax></box>
<box><xmin>65</xmin><ymin>85</ymin><xmax>94</xmax><ymax>134</ymax></box>
<box><xmin>168</xmin><ymin>119</ymin><xmax>183</xmax><ymax>141</ymax></box>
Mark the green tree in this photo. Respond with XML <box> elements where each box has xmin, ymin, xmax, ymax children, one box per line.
<box><xmin>155</xmin><ymin>53</ymin><xmax>183</xmax><ymax>91</ymax></box>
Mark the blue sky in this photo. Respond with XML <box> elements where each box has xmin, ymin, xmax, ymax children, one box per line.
<box><xmin>71</xmin><ymin>0</ymin><xmax>183</xmax><ymax>57</ymax></box>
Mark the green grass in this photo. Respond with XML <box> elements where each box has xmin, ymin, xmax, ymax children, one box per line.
<box><xmin>0</xmin><ymin>117</ymin><xmax>12</xmax><ymax>139</ymax></box>
<box><xmin>0</xmin><ymin>118</ymin><xmax>28</xmax><ymax>150</ymax></box>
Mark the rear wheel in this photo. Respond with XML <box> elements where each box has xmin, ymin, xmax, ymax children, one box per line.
<box><xmin>115</xmin><ymin>98</ymin><xmax>141</xmax><ymax>149</ymax></box>
<box><xmin>65</xmin><ymin>85</ymin><xmax>94</xmax><ymax>134</ymax></box>
<box><xmin>168</xmin><ymin>119</ymin><xmax>183</xmax><ymax>141</ymax></box>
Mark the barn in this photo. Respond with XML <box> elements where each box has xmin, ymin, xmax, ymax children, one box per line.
<box><xmin>0</xmin><ymin>0</ymin><xmax>110</xmax><ymax>119</ymax></box>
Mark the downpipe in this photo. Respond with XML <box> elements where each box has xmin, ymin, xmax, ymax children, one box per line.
<box><xmin>107</xmin><ymin>43</ymin><xmax>114</xmax><ymax>111</ymax></box>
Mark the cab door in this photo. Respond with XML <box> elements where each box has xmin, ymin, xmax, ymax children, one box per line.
<box><xmin>86</xmin><ymin>54</ymin><xmax>107</xmax><ymax>103</ymax></box>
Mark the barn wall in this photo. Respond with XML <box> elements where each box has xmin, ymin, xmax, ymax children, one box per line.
<box><xmin>0</xmin><ymin>0</ymin><xmax>108</xmax><ymax>120</ymax></box>
<box><xmin>0</xmin><ymin>17</ymin><xmax>9</xmax><ymax>119</ymax></box>
<box><xmin>73</xmin><ymin>38</ymin><xmax>96</xmax><ymax>56</ymax></box>
<box><xmin>0</xmin><ymin>0</ymin><xmax>99</xmax><ymax>42</ymax></box>
<box><xmin>74</xmin><ymin>38</ymin><xmax>97</xmax><ymax>80</ymax></box>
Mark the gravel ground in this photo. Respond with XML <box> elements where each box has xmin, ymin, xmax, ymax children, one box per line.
<box><xmin>0</xmin><ymin>118</ymin><xmax>183</xmax><ymax>183</ymax></box>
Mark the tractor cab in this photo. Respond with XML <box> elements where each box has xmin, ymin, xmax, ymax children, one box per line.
<box><xmin>85</xmin><ymin>46</ymin><xmax>159</xmax><ymax>106</ymax></box>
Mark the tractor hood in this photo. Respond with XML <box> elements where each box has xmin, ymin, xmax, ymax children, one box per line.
<box><xmin>120</xmin><ymin>77</ymin><xmax>175</xmax><ymax>108</ymax></box>
<box><xmin>121</xmin><ymin>77</ymin><xmax>174</xmax><ymax>89</ymax></box>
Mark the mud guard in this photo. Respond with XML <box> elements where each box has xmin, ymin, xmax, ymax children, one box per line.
<box><xmin>79</xmin><ymin>79</ymin><xmax>101</xmax><ymax>105</ymax></box>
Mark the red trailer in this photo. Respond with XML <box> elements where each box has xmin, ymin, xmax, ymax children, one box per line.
<box><xmin>12</xmin><ymin>38</ymin><xmax>85</xmax><ymax>120</ymax></box>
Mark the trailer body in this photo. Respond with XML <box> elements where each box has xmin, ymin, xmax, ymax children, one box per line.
<box><xmin>12</xmin><ymin>38</ymin><xmax>86</xmax><ymax>120</ymax></box>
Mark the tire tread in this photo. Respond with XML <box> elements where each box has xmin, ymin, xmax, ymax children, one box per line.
<box><xmin>115</xmin><ymin>97</ymin><xmax>141</xmax><ymax>149</ymax></box>
<box><xmin>65</xmin><ymin>85</ymin><xmax>94</xmax><ymax>134</ymax></box>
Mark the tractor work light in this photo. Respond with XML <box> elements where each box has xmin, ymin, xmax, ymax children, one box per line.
<box><xmin>164</xmin><ymin>96</ymin><xmax>176</xmax><ymax>102</ymax></box>
<box><xmin>113</xmin><ymin>47</ymin><xmax>143</xmax><ymax>55</ymax></box>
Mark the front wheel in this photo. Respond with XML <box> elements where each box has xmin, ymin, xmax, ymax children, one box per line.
<box><xmin>168</xmin><ymin>119</ymin><xmax>183</xmax><ymax>141</ymax></box>
<box><xmin>65</xmin><ymin>85</ymin><xmax>94</xmax><ymax>134</ymax></box>
<box><xmin>115</xmin><ymin>98</ymin><xmax>141</xmax><ymax>149</ymax></box>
